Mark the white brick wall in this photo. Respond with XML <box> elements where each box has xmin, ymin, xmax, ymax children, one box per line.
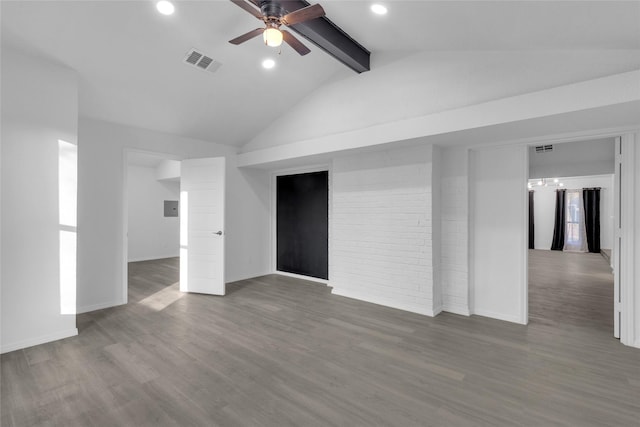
<box><xmin>331</xmin><ymin>145</ymin><xmax>438</xmax><ymax>316</ymax></box>
<box><xmin>431</xmin><ymin>146</ymin><xmax>443</xmax><ymax>314</ymax></box>
<box><xmin>440</xmin><ymin>147</ymin><xmax>470</xmax><ymax>315</ymax></box>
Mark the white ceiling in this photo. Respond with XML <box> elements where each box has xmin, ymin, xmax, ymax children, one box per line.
<box><xmin>2</xmin><ymin>1</ymin><xmax>639</xmax><ymax>148</ymax></box>
<box><xmin>127</xmin><ymin>151</ymin><xmax>177</xmax><ymax>167</ymax></box>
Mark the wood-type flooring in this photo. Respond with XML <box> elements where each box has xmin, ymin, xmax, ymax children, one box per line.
<box><xmin>2</xmin><ymin>253</ymin><xmax>639</xmax><ymax>426</ymax></box>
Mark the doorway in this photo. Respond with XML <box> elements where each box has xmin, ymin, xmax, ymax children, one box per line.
<box><xmin>125</xmin><ymin>150</ymin><xmax>182</xmax><ymax>304</ymax></box>
<box><xmin>124</xmin><ymin>151</ymin><xmax>227</xmax><ymax>304</ymax></box>
<box><xmin>275</xmin><ymin>170</ymin><xmax>329</xmax><ymax>280</ymax></box>
<box><xmin>527</xmin><ymin>138</ymin><xmax>616</xmax><ymax>334</ymax></box>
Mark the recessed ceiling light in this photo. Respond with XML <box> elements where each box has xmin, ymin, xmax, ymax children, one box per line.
<box><xmin>156</xmin><ymin>1</ymin><xmax>175</xmax><ymax>16</ymax></box>
<box><xmin>262</xmin><ymin>58</ymin><xmax>276</xmax><ymax>69</ymax></box>
<box><xmin>371</xmin><ymin>4</ymin><xmax>388</xmax><ymax>15</ymax></box>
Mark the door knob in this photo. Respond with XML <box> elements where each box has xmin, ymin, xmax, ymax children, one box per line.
<box><xmin>213</xmin><ymin>231</ymin><xmax>223</xmax><ymax>236</ymax></box>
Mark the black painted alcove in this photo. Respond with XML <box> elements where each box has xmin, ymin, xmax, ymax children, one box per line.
<box><xmin>277</xmin><ymin>171</ymin><xmax>328</xmax><ymax>280</ymax></box>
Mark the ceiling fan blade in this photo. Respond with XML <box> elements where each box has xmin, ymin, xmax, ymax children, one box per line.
<box><xmin>282</xmin><ymin>30</ymin><xmax>311</xmax><ymax>56</ymax></box>
<box><xmin>229</xmin><ymin>28</ymin><xmax>264</xmax><ymax>45</ymax></box>
<box><xmin>281</xmin><ymin>4</ymin><xmax>325</xmax><ymax>26</ymax></box>
<box><xmin>230</xmin><ymin>0</ymin><xmax>263</xmax><ymax>20</ymax></box>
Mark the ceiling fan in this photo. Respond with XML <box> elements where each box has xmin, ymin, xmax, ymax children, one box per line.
<box><xmin>228</xmin><ymin>0</ymin><xmax>325</xmax><ymax>56</ymax></box>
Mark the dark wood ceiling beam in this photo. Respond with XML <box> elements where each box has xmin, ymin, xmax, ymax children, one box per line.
<box><xmin>277</xmin><ymin>0</ymin><xmax>371</xmax><ymax>73</ymax></box>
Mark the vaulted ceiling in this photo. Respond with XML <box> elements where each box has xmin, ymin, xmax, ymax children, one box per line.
<box><xmin>2</xmin><ymin>1</ymin><xmax>639</xmax><ymax>147</ymax></box>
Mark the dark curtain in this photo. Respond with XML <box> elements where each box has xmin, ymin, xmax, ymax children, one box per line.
<box><xmin>550</xmin><ymin>189</ymin><xmax>566</xmax><ymax>250</ymax></box>
<box><xmin>528</xmin><ymin>191</ymin><xmax>535</xmax><ymax>249</ymax></box>
<box><xmin>583</xmin><ymin>188</ymin><xmax>601</xmax><ymax>253</ymax></box>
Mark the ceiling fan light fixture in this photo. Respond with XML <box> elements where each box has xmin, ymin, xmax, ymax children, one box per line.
<box><xmin>263</xmin><ymin>27</ymin><xmax>283</xmax><ymax>47</ymax></box>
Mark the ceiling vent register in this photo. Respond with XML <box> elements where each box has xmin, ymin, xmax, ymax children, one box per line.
<box><xmin>535</xmin><ymin>144</ymin><xmax>553</xmax><ymax>153</ymax></box>
<box><xmin>184</xmin><ymin>49</ymin><xmax>222</xmax><ymax>73</ymax></box>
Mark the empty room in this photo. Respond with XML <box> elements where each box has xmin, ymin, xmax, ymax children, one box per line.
<box><xmin>527</xmin><ymin>139</ymin><xmax>617</xmax><ymax>333</ymax></box>
<box><xmin>2</xmin><ymin>1</ymin><xmax>640</xmax><ymax>426</ymax></box>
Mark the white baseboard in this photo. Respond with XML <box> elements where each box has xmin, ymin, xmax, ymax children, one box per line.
<box><xmin>473</xmin><ymin>308</ymin><xmax>525</xmax><ymax>325</ymax></box>
<box><xmin>77</xmin><ymin>299</ymin><xmax>126</xmax><ymax>314</ymax></box>
<box><xmin>331</xmin><ymin>287</ymin><xmax>436</xmax><ymax>317</ymax></box>
<box><xmin>275</xmin><ymin>270</ymin><xmax>330</xmax><ymax>285</ymax></box>
<box><xmin>1</xmin><ymin>328</ymin><xmax>78</xmax><ymax>354</ymax></box>
<box><xmin>226</xmin><ymin>271</ymin><xmax>272</xmax><ymax>284</ymax></box>
<box><xmin>433</xmin><ymin>304</ymin><xmax>443</xmax><ymax>316</ymax></box>
<box><xmin>127</xmin><ymin>254</ymin><xmax>179</xmax><ymax>262</ymax></box>
<box><xmin>443</xmin><ymin>304</ymin><xmax>471</xmax><ymax>316</ymax></box>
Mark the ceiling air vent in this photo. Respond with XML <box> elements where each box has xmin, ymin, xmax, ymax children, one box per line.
<box><xmin>535</xmin><ymin>144</ymin><xmax>553</xmax><ymax>153</ymax></box>
<box><xmin>183</xmin><ymin>48</ymin><xmax>222</xmax><ymax>74</ymax></box>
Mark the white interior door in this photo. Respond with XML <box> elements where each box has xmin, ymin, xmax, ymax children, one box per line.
<box><xmin>180</xmin><ymin>157</ymin><xmax>225</xmax><ymax>295</ymax></box>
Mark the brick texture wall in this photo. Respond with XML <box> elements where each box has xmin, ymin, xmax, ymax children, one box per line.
<box><xmin>330</xmin><ymin>146</ymin><xmax>438</xmax><ymax>316</ymax></box>
<box><xmin>440</xmin><ymin>147</ymin><xmax>470</xmax><ymax>315</ymax></box>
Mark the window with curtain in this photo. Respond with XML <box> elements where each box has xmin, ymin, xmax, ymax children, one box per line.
<box><xmin>563</xmin><ymin>189</ymin><xmax>588</xmax><ymax>252</ymax></box>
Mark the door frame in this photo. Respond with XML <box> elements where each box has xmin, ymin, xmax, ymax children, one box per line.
<box><xmin>617</xmin><ymin>133</ymin><xmax>636</xmax><ymax>346</ymax></box>
<box><xmin>518</xmin><ymin>129</ymin><xmax>637</xmax><ymax>347</ymax></box>
<box><xmin>122</xmin><ymin>148</ymin><xmax>182</xmax><ymax>304</ymax></box>
<box><xmin>270</xmin><ymin>164</ymin><xmax>331</xmax><ymax>285</ymax></box>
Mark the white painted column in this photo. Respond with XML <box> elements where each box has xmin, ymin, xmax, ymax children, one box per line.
<box><xmin>470</xmin><ymin>145</ymin><xmax>528</xmax><ymax>324</ymax></box>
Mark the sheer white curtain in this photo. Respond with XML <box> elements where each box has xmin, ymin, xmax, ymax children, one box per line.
<box><xmin>563</xmin><ymin>189</ymin><xmax>588</xmax><ymax>252</ymax></box>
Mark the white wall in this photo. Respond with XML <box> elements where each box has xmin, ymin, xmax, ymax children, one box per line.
<box><xmin>242</xmin><ymin>52</ymin><xmax>640</xmax><ymax>153</ymax></box>
<box><xmin>156</xmin><ymin>159</ymin><xmax>180</xmax><ymax>181</ymax></box>
<box><xmin>431</xmin><ymin>146</ymin><xmax>443</xmax><ymax>313</ymax></box>
<box><xmin>471</xmin><ymin>145</ymin><xmax>528</xmax><ymax>324</ymax></box>
<box><xmin>531</xmin><ymin>175</ymin><xmax>614</xmax><ymax>250</ymax></box>
<box><xmin>1</xmin><ymin>49</ymin><xmax>78</xmax><ymax>353</ymax></box>
<box><xmin>440</xmin><ymin>147</ymin><xmax>470</xmax><ymax>315</ymax></box>
<box><xmin>77</xmin><ymin>118</ymin><xmax>271</xmax><ymax>313</ymax></box>
<box><xmin>531</xmin><ymin>189</ymin><xmax>556</xmax><ymax>250</ymax></box>
<box><xmin>529</xmin><ymin>138</ymin><xmax>615</xmax><ymax>179</ymax></box>
<box><xmin>127</xmin><ymin>165</ymin><xmax>180</xmax><ymax>262</ymax></box>
<box><xmin>238</xmin><ymin>70</ymin><xmax>640</xmax><ymax>168</ymax></box>
<box><xmin>330</xmin><ymin>145</ymin><xmax>439</xmax><ymax>316</ymax></box>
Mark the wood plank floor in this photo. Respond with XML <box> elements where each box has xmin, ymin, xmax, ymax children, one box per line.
<box><xmin>529</xmin><ymin>249</ymin><xmax>614</xmax><ymax>331</ymax></box>
<box><xmin>2</xmin><ymin>256</ymin><xmax>640</xmax><ymax>426</ymax></box>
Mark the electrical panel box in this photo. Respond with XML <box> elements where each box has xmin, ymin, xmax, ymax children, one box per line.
<box><xmin>164</xmin><ymin>200</ymin><xmax>179</xmax><ymax>217</ymax></box>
